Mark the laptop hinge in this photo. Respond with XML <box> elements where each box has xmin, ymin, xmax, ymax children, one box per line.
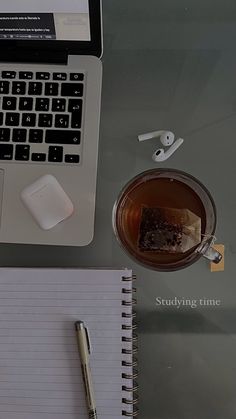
<box><xmin>0</xmin><ymin>49</ymin><xmax>68</xmax><ymax>65</ymax></box>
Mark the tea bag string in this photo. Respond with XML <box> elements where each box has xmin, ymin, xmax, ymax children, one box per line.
<box><xmin>201</xmin><ymin>234</ymin><xmax>217</xmax><ymax>245</ymax></box>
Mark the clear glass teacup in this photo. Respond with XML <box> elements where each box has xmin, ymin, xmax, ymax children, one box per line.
<box><xmin>112</xmin><ymin>169</ymin><xmax>222</xmax><ymax>272</ymax></box>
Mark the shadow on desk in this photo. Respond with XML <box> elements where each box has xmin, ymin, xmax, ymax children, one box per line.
<box><xmin>137</xmin><ymin>308</ymin><xmax>236</xmax><ymax>334</ymax></box>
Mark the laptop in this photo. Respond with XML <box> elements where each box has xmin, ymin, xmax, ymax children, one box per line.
<box><xmin>0</xmin><ymin>0</ymin><xmax>102</xmax><ymax>246</ymax></box>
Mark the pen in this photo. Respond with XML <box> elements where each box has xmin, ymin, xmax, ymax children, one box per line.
<box><xmin>75</xmin><ymin>321</ymin><xmax>97</xmax><ymax>419</ymax></box>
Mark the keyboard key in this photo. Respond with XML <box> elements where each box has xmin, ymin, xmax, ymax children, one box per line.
<box><xmin>53</xmin><ymin>73</ymin><xmax>67</xmax><ymax>81</ymax></box>
<box><xmin>0</xmin><ymin>81</ymin><xmax>9</xmax><ymax>94</ymax></box>
<box><xmin>28</xmin><ymin>82</ymin><xmax>42</xmax><ymax>96</ymax></box>
<box><xmin>71</xmin><ymin>112</ymin><xmax>82</xmax><ymax>129</ymax></box>
<box><xmin>2</xmin><ymin>71</ymin><xmax>16</xmax><ymax>79</ymax></box>
<box><xmin>45</xmin><ymin>130</ymin><xmax>81</xmax><ymax>145</ymax></box>
<box><xmin>0</xmin><ymin>144</ymin><xmax>13</xmax><ymax>159</ymax></box>
<box><xmin>5</xmin><ymin>113</ymin><xmax>20</xmax><ymax>126</ymax></box>
<box><xmin>68</xmin><ymin>99</ymin><xmax>82</xmax><ymax>113</ymax></box>
<box><xmin>55</xmin><ymin>114</ymin><xmax>69</xmax><ymax>128</ymax></box>
<box><xmin>22</xmin><ymin>113</ymin><xmax>36</xmax><ymax>127</ymax></box>
<box><xmin>29</xmin><ymin>129</ymin><xmax>43</xmax><ymax>143</ymax></box>
<box><xmin>48</xmin><ymin>146</ymin><xmax>63</xmax><ymax>162</ymax></box>
<box><xmin>0</xmin><ymin>113</ymin><xmax>3</xmax><ymax>126</ymax></box>
<box><xmin>36</xmin><ymin>72</ymin><xmax>50</xmax><ymax>80</ymax></box>
<box><xmin>0</xmin><ymin>128</ymin><xmax>10</xmax><ymax>142</ymax></box>
<box><xmin>52</xmin><ymin>99</ymin><xmax>66</xmax><ymax>112</ymax></box>
<box><xmin>19</xmin><ymin>97</ymin><xmax>33</xmax><ymax>111</ymax></box>
<box><xmin>65</xmin><ymin>154</ymin><xmax>80</xmax><ymax>163</ymax></box>
<box><xmin>70</xmin><ymin>73</ymin><xmax>84</xmax><ymax>81</ymax></box>
<box><xmin>38</xmin><ymin>114</ymin><xmax>53</xmax><ymax>127</ymax></box>
<box><xmin>35</xmin><ymin>98</ymin><xmax>50</xmax><ymax>112</ymax></box>
<box><xmin>32</xmin><ymin>153</ymin><xmax>46</xmax><ymax>162</ymax></box>
<box><xmin>68</xmin><ymin>99</ymin><xmax>82</xmax><ymax>128</ymax></box>
<box><xmin>12</xmin><ymin>129</ymin><xmax>27</xmax><ymax>142</ymax></box>
<box><xmin>61</xmin><ymin>83</ymin><xmax>83</xmax><ymax>97</ymax></box>
<box><xmin>19</xmin><ymin>71</ymin><xmax>33</xmax><ymax>79</ymax></box>
<box><xmin>45</xmin><ymin>83</ymin><xmax>58</xmax><ymax>96</ymax></box>
<box><xmin>12</xmin><ymin>82</ymin><xmax>26</xmax><ymax>95</ymax></box>
<box><xmin>15</xmin><ymin>145</ymin><xmax>30</xmax><ymax>161</ymax></box>
<box><xmin>2</xmin><ymin>97</ymin><xmax>17</xmax><ymax>110</ymax></box>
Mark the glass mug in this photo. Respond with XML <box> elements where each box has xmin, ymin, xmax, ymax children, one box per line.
<box><xmin>112</xmin><ymin>169</ymin><xmax>222</xmax><ymax>271</ymax></box>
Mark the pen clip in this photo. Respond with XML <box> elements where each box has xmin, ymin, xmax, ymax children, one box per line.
<box><xmin>85</xmin><ymin>325</ymin><xmax>92</xmax><ymax>354</ymax></box>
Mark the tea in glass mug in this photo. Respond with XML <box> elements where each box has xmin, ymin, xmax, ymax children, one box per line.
<box><xmin>112</xmin><ymin>169</ymin><xmax>222</xmax><ymax>271</ymax></box>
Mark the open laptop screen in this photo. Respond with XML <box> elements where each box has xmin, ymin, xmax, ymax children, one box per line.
<box><xmin>0</xmin><ymin>0</ymin><xmax>90</xmax><ymax>41</ymax></box>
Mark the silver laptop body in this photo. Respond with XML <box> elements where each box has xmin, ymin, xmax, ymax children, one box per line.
<box><xmin>0</xmin><ymin>0</ymin><xmax>102</xmax><ymax>246</ymax></box>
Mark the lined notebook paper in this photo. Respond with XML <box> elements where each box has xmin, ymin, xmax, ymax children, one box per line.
<box><xmin>0</xmin><ymin>268</ymin><xmax>135</xmax><ymax>419</ymax></box>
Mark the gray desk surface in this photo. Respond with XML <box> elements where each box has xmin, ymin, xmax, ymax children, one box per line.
<box><xmin>1</xmin><ymin>1</ymin><xmax>236</xmax><ymax>418</ymax></box>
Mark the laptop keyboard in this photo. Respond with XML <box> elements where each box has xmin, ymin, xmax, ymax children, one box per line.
<box><xmin>0</xmin><ymin>70</ymin><xmax>84</xmax><ymax>164</ymax></box>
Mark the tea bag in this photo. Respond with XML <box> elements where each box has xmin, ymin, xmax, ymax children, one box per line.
<box><xmin>138</xmin><ymin>207</ymin><xmax>201</xmax><ymax>253</ymax></box>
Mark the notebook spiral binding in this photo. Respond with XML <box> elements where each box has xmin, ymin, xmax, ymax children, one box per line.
<box><xmin>121</xmin><ymin>274</ymin><xmax>138</xmax><ymax>418</ymax></box>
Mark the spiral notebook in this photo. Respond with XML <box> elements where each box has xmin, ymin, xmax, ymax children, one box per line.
<box><xmin>0</xmin><ymin>268</ymin><xmax>138</xmax><ymax>419</ymax></box>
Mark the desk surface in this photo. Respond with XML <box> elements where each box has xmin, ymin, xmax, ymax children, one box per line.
<box><xmin>2</xmin><ymin>1</ymin><xmax>236</xmax><ymax>418</ymax></box>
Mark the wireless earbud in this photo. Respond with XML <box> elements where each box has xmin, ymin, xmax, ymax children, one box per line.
<box><xmin>152</xmin><ymin>138</ymin><xmax>184</xmax><ymax>162</ymax></box>
<box><xmin>138</xmin><ymin>130</ymin><xmax>184</xmax><ymax>162</ymax></box>
<box><xmin>138</xmin><ymin>130</ymin><xmax>175</xmax><ymax>146</ymax></box>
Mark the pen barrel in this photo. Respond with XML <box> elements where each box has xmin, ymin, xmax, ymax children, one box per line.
<box><xmin>81</xmin><ymin>363</ymin><xmax>97</xmax><ymax>412</ymax></box>
<box><xmin>75</xmin><ymin>324</ymin><xmax>97</xmax><ymax>417</ymax></box>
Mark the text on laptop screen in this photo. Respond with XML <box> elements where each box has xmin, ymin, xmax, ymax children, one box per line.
<box><xmin>0</xmin><ymin>0</ymin><xmax>90</xmax><ymax>41</ymax></box>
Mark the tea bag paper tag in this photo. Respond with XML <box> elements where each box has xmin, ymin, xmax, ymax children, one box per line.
<box><xmin>210</xmin><ymin>244</ymin><xmax>225</xmax><ymax>272</ymax></box>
